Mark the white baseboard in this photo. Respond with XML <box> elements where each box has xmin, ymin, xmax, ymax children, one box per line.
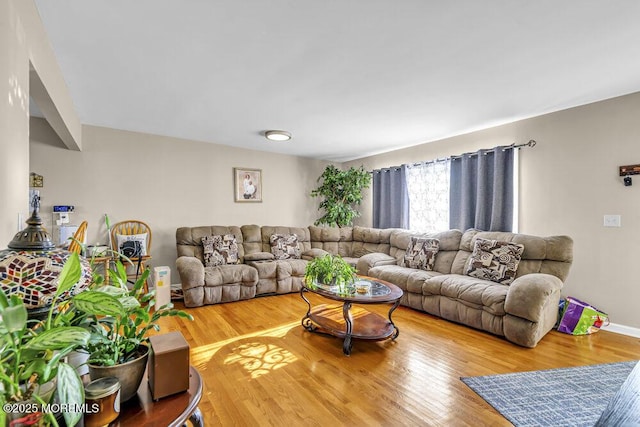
<box><xmin>601</xmin><ymin>322</ymin><xmax>640</xmax><ymax>338</ymax></box>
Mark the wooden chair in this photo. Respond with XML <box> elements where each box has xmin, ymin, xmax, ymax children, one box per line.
<box><xmin>110</xmin><ymin>220</ymin><xmax>152</xmax><ymax>290</ymax></box>
<box><xmin>68</xmin><ymin>220</ymin><xmax>88</xmax><ymax>255</ymax></box>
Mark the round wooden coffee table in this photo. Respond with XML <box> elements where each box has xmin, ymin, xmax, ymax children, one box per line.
<box><xmin>113</xmin><ymin>366</ymin><xmax>203</xmax><ymax>426</ymax></box>
<box><xmin>300</xmin><ymin>276</ymin><xmax>403</xmax><ymax>355</ymax></box>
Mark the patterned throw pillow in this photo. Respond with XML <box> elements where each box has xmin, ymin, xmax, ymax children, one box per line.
<box><xmin>116</xmin><ymin>233</ymin><xmax>147</xmax><ymax>257</ymax></box>
<box><xmin>201</xmin><ymin>234</ymin><xmax>239</xmax><ymax>267</ymax></box>
<box><xmin>402</xmin><ymin>237</ymin><xmax>440</xmax><ymax>270</ymax></box>
<box><xmin>270</xmin><ymin>234</ymin><xmax>301</xmax><ymax>260</ymax></box>
<box><xmin>465</xmin><ymin>238</ymin><xmax>525</xmax><ymax>285</ymax></box>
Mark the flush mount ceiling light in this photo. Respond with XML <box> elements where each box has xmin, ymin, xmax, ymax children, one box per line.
<box><xmin>264</xmin><ymin>130</ymin><xmax>291</xmax><ymax>141</ymax></box>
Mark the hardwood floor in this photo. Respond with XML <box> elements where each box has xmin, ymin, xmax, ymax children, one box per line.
<box><xmin>155</xmin><ymin>293</ymin><xmax>640</xmax><ymax>426</ymax></box>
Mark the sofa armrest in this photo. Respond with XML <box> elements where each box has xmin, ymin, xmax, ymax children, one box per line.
<box><xmin>176</xmin><ymin>256</ymin><xmax>205</xmax><ymax>291</ymax></box>
<box><xmin>505</xmin><ymin>273</ymin><xmax>564</xmax><ymax>323</ymax></box>
<box><xmin>243</xmin><ymin>252</ymin><xmax>275</xmax><ymax>262</ymax></box>
<box><xmin>356</xmin><ymin>252</ymin><xmax>397</xmax><ymax>276</ymax></box>
<box><xmin>301</xmin><ymin>248</ymin><xmax>330</xmax><ymax>261</ymax></box>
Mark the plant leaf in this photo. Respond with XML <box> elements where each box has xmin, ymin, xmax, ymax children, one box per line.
<box><xmin>55</xmin><ymin>252</ymin><xmax>81</xmax><ymax>299</ymax></box>
<box><xmin>0</xmin><ymin>290</ymin><xmax>9</xmax><ymax>310</ymax></box>
<box><xmin>73</xmin><ymin>291</ymin><xmax>125</xmax><ymax>317</ymax></box>
<box><xmin>20</xmin><ymin>358</ymin><xmax>48</xmax><ymax>382</ymax></box>
<box><xmin>57</xmin><ymin>362</ymin><xmax>84</xmax><ymax>427</ymax></box>
<box><xmin>24</xmin><ymin>327</ymin><xmax>90</xmax><ymax>350</ymax></box>
<box><xmin>2</xmin><ymin>304</ymin><xmax>27</xmax><ymax>333</ymax></box>
<box><xmin>118</xmin><ymin>295</ymin><xmax>141</xmax><ymax>311</ymax></box>
<box><xmin>94</xmin><ymin>285</ymin><xmax>129</xmax><ymax>297</ymax></box>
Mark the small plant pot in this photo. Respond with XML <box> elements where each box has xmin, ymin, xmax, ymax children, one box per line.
<box><xmin>68</xmin><ymin>350</ymin><xmax>90</xmax><ymax>376</ymax></box>
<box><xmin>88</xmin><ymin>345</ymin><xmax>149</xmax><ymax>402</ymax></box>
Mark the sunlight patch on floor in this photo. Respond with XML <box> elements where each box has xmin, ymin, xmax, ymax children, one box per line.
<box><xmin>224</xmin><ymin>342</ymin><xmax>297</xmax><ymax>378</ymax></box>
<box><xmin>190</xmin><ymin>321</ymin><xmax>299</xmax><ymax>367</ymax></box>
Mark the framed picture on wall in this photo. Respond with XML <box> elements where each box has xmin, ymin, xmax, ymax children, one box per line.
<box><xmin>234</xmin><ymin>168</ymin><xmax>262</xmax><ymax>202</ymax></box>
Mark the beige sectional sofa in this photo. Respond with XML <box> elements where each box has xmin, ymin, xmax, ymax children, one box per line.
<box><xmin>362</xmin><ymin>229</ymin><xmax>573</xmax><ymax>348</ymax></box>
<box><xmin>175</xmin><ymin>224</ymin><xmax>572</xmax><ymax>347</ymax></box>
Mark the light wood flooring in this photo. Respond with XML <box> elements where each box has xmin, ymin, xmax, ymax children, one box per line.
<box><xmin>155</xmin><ymin>293</ymin><xmax>640</xmax><ymax>426</ymax></box>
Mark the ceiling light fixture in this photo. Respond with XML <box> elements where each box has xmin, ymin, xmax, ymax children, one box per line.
<box><xmin>265</xmin><ymin>130</ymin><xmax>291</xmax><ymax>141</ymax></box>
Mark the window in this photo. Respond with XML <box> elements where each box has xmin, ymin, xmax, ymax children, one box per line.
<box><xmin>405</xmin><ymin>160</ymin><xmax>450</xmax><ymax>233</ymax></box>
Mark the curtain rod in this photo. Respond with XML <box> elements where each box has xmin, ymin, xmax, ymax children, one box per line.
<box><xmin>509</xmin><ymin>139</ymin><xmax>537</xmax><ymax>150</ymax></box>
<box><xmin>372</xmin><ymin>139</ymin><xmax>537</xmax><ymax>172</ymax></box>
<box><xmin>449</xmin><ymin>139</ymin><xmax>537</xmax><ymax>161</ymax></box>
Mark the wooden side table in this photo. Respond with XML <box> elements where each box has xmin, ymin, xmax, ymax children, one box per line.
<box><xmin>113</xmin><ymin>366</ymin><xmax>203</xmax><ymax>426</ymax></box>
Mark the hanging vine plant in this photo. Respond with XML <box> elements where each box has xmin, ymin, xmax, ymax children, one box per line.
<box><xmin>311</xmin><ymin>165</ymin><xmax>371</xmax><ymax>227</ymax></box>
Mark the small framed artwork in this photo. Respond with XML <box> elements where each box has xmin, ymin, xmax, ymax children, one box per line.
<box><xmin>234</xmin><ymin>168</ymin><xmax>262</xmax><ymax>202</ymax></box>
<box><xmin>30</xmin><ymin>172</ymin><xmax>44</xmax><ymax>188</ymax></box>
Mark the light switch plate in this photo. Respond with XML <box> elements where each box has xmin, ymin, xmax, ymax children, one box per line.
<box><xmin>603</xmin><ymin>215</ymin><xmax>621</xmax><ymax>227</ymax></box>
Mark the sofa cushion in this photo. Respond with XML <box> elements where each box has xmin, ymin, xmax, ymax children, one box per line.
<box><xmin>425</xmin><ymin>274</ymin><xmax>508</xmax><ymax>316</ymax></box>
<box><xmin>390</xmin><ymin>229</ymin><xmax>462</xmax><ymax>274</ymax></box>
<box><xmin>302</xmin><ymin>248</ymin><xmax>330</xmax><ymax>260</ymax></box>
<box><xmin>368</xmin><ymin>264</ymin><xmax>441</xmax><ymax>294</ymax></box>
<box><xmin>402</xmin><ymin>237</ymin><xmax>439</xmax><ymax>270</ymax></box>
<box><xmin>177</xmin><ymin>226</ymin><xmax>245</xmax><ymax>264</ymax></box>
<box><xmin>351</xmin><ymin>226</ymin><xmax>393</xmax><ymax>258</ymax></box>
<box><xmin>202</xmin><ymin>234</ymin><xmax>239</xmax><ymax>267</ymax></box>
<box><xmin>465</xmin><ymin>238</ymin><xmax>524</xmax><ymax>285</ymax></box>
<box><xmin>243</xmin><ymin>252</ymin><xmax>275</xmax><ymax>262</ymax></box>
<box><xmin>270</xmin><ymin>234</ymin><xmax>302</xmax><ymax>260</ymax></box>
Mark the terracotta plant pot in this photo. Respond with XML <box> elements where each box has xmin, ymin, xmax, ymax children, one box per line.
<box><xmin>88</xmin><ymin>345</ymin><xmax>149</xmax><ymax>402</ymax></box>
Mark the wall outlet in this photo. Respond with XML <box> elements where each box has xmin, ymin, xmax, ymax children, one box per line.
<box><xmin>603</xmin><ymin>214</ymin><xmax>621</xmax><ymax>227</ymax></box>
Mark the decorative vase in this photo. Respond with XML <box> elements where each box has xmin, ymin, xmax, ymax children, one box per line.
<box><xmin>88</xmin><ymin>345</ymin><xmax>149</xmax><ymax>402</ymax></box>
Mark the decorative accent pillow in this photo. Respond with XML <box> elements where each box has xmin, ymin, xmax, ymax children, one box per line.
<box><xmin>269</xmin><ymin>234</ymin><xmax>301</xmax><ymax>260</ymax></box>
<box><xmin>116</xmin><ymin>233</ymin><xmax>148</xmax><ymax>258</ymax></box>
<box><xmin>465</xmin><ymin>238</ymin><xmax>525</xmax><ymax>285</ymax></box>
<box><xmin>201</xmin><ymin>234</ymin><xmax>239</xmax><ymax>267</ymax></box>
<box><xmin>402</xmin><ymin>237</ymin><xmax>440</xmax><ymax>270</ymax></box>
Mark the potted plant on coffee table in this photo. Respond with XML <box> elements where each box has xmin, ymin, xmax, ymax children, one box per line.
<box><xmin>72</xmin><ymin>261</ymin><xmax>193</xmax><ymax>402</ymax></box>
<box><xmin>304</xmin><ymin>254</ymin><xmax>356</xmax><ymax>292</ymax></box>
<box><xmin>0</xmin><ymin>253</ymin><xmax>91</xmax><ymax>427</ymax></box>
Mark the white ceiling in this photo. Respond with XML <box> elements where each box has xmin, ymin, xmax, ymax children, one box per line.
<box><xmin>33</xmin><ymin>1</ymin><xmax>640</xmax><ymax>162</ymax></box>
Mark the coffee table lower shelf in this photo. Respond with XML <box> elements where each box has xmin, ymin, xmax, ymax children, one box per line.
<box><xmin>303</xmin><ymin>304</ymin><xmax>398</xmax><ymax>355</ymax></box>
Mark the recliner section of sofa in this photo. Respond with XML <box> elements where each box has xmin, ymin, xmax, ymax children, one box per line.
<box><xmin>175</xmin><ymin>224</ymin><xmax>573</xmax><ymax>347</ymax></box>
<box><xmin>241</xmin><ymin>225</ymin><xmax>311</xmax><ymax>295</ymax></box>
<box><xmin>367</xmin><ymin>228</ymin><xmax>573</xmax><ymax>347</ymax></box>
<box><xmin>175</xmin><ymin>226</ymin><xmax>259</xmax><ymax>307</ymax></box>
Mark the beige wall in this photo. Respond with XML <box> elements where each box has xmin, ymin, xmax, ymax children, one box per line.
<box><xmin>29</xmin><ymin>122</ymin><xmax>332</xmax><ymax>275</ymax></box>
<box><xmin>345</xmin><ymin>91</ymin><xmax>640</xmax><ymax>329</ymax></box>
<box><xmin>0</xmin><ymin>0</ymin><xmax>81</xmax><ymax>245</ymax></box>
<box><xmin>1</xmin><ymin>0</ymin><xmax>31</xmax><ymax>244</ymax></box>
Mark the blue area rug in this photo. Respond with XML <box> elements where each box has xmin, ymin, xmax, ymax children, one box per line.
<box><xmin>461</xmin><ymin>360</ymin><xmax>638</xmax><ymax>427</ymax></box>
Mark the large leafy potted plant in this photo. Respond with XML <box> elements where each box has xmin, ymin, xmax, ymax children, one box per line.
<box><xmin>310</xmin><ymin>165</ymin><xmax>371</xmax><ymax>227</ymax></box>
<box><xmin>0</xmin><ymin>253</ymin><xmax>91</xmax><ymax>427</ymax></box>
<box><xmin>304</xmin><ymin>254</ymin><xmax>356</xmax><ymax>289</ymax></box>
<box><xmin>72</xmin><ymin>261</ymin><xmax>193</xmax><ymax>402</ymax></box>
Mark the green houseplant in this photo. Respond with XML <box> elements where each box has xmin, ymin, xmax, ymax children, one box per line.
<box><xmin>304</xmin><ymin>254</ymin><xmax>356</xmax><ymax>288</ymax></box>
<box><xmin>0</xmin><ymin>253</ymin><xmax>91</xmax><ymax>427</ymax></box>
<box><xmin>72</xmin><ymin>261</ymin><xmax>193</xmax><ymax>401</ymax></box>
<box><xmin>310</xmin><ymin>165</ymin><xmax>371</xmax><ymax>227</ymax></box>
